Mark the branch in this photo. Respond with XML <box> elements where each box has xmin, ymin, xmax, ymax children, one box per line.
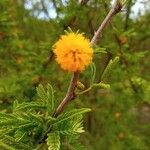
<box><xmin>53</xmin><ymin>72</ymin><xmax>79</xmax><ymax>117</ymax></box>
<box><xmin>90</xmin><ymin>0</ymin><xmax>123</xmax><ymax>45</ymax></box>
<box><xmin>53</xmin><ymin>0</ymin><xmax>123</xmax><ymax>117</ymax></box>
<box><xmin>102</xmin><ymin>0</ymin><xmax>142</xmax><ymax>96</ymax></box>
<box><xmin>40</xmin><ymin>0</ymin><xmax>123</xmax><ymax>143</ymax></box>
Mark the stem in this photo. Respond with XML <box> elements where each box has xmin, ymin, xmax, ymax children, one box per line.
<box><xmin>40</xmin><ymin>0</ymin><xmax>123</xmax><ymax>144</ymax></box>
<box><xmin>102</xmin><ymin>1</ymin><xmax>142</xmax><ymax>98</ymax></box>
<box><xmin>78</xmin><ymin>86</ymin><xmax>92</xmax><ymax>96</ymax></box>
<box><xmin>53</xmin><ymin>72</ymin><xmax>79</xmax><ymax>117</ymax></box>
<box><xmin>40</xmin><ymin>72</ymin><xmax>79</xmax><ymax>143</ymax></box>
<box><xmin>53</xmin><ymin>0</ymin><xmax>123</xmax><ymax>117</ymax></box>
<box><xmin>90</xmin><ymin>0</ymin><xmax>122</xmax><ymax>45</ymax></box>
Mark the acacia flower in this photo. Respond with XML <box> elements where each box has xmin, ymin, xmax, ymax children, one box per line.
<box><xmin>53</xmin><ymin>32</ymin><xmax>93</xmax><ymax>72</ymax></box>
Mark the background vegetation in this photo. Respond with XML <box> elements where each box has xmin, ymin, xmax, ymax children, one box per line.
<box><xmin>0</xmin><ymin>0</ymin><xmax>150</xmax><ymax>149</ymax></box>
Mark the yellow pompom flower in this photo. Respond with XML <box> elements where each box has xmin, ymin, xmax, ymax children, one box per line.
<box><xmin>53</xmin><ymin>32</ymin><xmax>93</xmax><ymax>72</ymax></box>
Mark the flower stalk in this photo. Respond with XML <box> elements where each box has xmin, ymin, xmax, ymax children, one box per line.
<box><xmin>53</xmin><ymin>72</ymin><xmax>79</xmax><ymax>117</ymax></box>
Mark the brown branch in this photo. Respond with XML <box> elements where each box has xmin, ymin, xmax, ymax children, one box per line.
<box><xmin>53</xmin><ymin>72</ymin><xmax>79</xmax><ymax>117</ymax></box>
<box><xmin>90</xmin><ymin>0</ymin><xmax>122</xmax><ymax>45</ymax></box>
<box><xmin>53</xmin><ymin>0</ymin><xmax>123</xmax><ymax>118</ymax></box>
<box><xmin>40</xmin><ymin>0</ymin><xmax>123</xmax><ymax>144</ymax></box>
<box><xmin>102</xmin><ymin>1</ymin><xmax>142</xmax><ymax>98</ymax></box>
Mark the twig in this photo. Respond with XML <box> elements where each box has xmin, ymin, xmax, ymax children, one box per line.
<box><xmin>40</xmin><ymin>0</ymin><xmax>123</xmax><ymax>143</ymax></box>
<box><xmin>53</xmin><ymin>72</ymin><xmax>79</xmax><ymax>117</ymax></box>
<box><xmin>90</xmin><ymin>0</ymin><xmax>122</xmax><ymax>45</ymax></box>
<box><xmin>102</xmin><ymin>0</ymin><xmax>141</xmax><ymax>96</ymax></box>
<box><xmin>53</xmin><ymin>0</ymin><xmax>123</xmax><ymax>118</ymax></box>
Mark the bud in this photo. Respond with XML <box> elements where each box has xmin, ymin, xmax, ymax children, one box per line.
<box><xmin>119</xmin><ymin>36</ymin><xmax>128</xmax><ymax>45</ymax></box>
<box><xmin>77</xmin><ymin>81</ymin><xmax>85</xmax><ymax>90</ymax></box>
<box><xmin>32</xmin><ymin>76</ymin><xmax>41</xmax><ymax>85</ymax></box>
<box><xmin>118</xmin><ymin>132</ymin><xmax>125</xmax><ymax>140</ymax></box>
<box><xmin>16</xmin><ymin>56</ymin><xmax>23</xmax><ymax>64</ymax></box>
<box><xmin>115</xmin><ymin>112</ymin><xmax>121</xmax><ymax>119</ymax></box>
<box><xmin>95</xmin><ymin>82</ymin><xmax>110</xmax><ymax>89</ymax></box>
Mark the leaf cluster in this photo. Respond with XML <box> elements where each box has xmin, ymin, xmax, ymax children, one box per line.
<box><xmin>0</xmin><ymin>84</ymin><xmax>90</xmax><ymax>150</ymax></box>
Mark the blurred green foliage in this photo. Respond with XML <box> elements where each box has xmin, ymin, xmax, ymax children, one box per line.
<box><xmin>0</xmin><ymin>0</ymin><xmax>150</xmax><ymax>149</ymax></box>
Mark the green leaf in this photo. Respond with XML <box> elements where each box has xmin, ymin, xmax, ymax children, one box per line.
<box><xmin>37</xmin><ymin>84</ymin><xmax>55</xmax><ymax>115</ymax></box>
<box><xmin>47</xmin><ymin>132</ymin><xmax>60</xmax><ymax>150</ymax></box>
<box><xmin>55</xmin><ymin>108</ymin><xmax>91</xmax><ymax>125</ymax></box>
<box><xmin>94</xmin><ymin>46</ymin><xmax>107</xmax><ymax>54</ymax></box>
<box><xmin>13</xmin><ymin>100</ymin><xmax>19</xmax><ymax>110</ymax></box>
<box><xmin>0</xmin><ymin>112</ymin><xmax>16</xmax><ymax>120</ymax></box>
<box><xmin>1</xmin><ymin>135</ymin><xmax>33</xmax><ymax>150</ymax></box>
<box><xmin>47</xmin><ymin>84</ymin><xmax>55</xmax><ymax>115</ymax></box>
<box><xmin>93</xmin><ymin>82</ymin><xmax>110</xmax><ymax>89</ymax></box>
<box><xmin>90</xmin><ymin>63</ymin><xmax>96</xmax><ymax>85</ymax></box>
<box><xmin>56</xmin><ymin>115</ymin><xmax>84</xmax><ymax>135</ymax></box>
<box><xmin>27</xmin><ymin>112</ymin><xmax>44</xmax><ymax>125</ymax></box>
<box><xmin>71</xmin><ymin>115</ymin><xmax>84</xmax><ymax>134</ymax></box>
<box><xmin>0</xmin><ymin>141</ymin><xmax>16</xmax><ymax>150</ymax></box>
<box><xmin>37</xmin><ymin>84</ymin><xmax>47</xmax><ymax>103</ymax></box>
<box><xmin>13</xmin><ymin>102</ymin><xmax>46</xmax><ymax>112</ymax></box>
<box><xmin>15</xmin><ymin>130</ymin><xmax>27</xmax><ymax>142</ymax></box>
<box><xmin>33</xmin><ymin>125</ymin><xmax>45</xmax><ymax>143</ymax></box>
<box><xmin>0</xmin><ymin>117</ymin><xmax>24</xmax><ymax>127</ymax></box>
<box><xmin>101</xmin><ymin>56</ymin><xmax>119</xmax><ymax>80</ymax></box>
<box><xmin>69</xmin><ymin>141</ymin><xmax>87</xmax><ymax>150</ymax></box>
